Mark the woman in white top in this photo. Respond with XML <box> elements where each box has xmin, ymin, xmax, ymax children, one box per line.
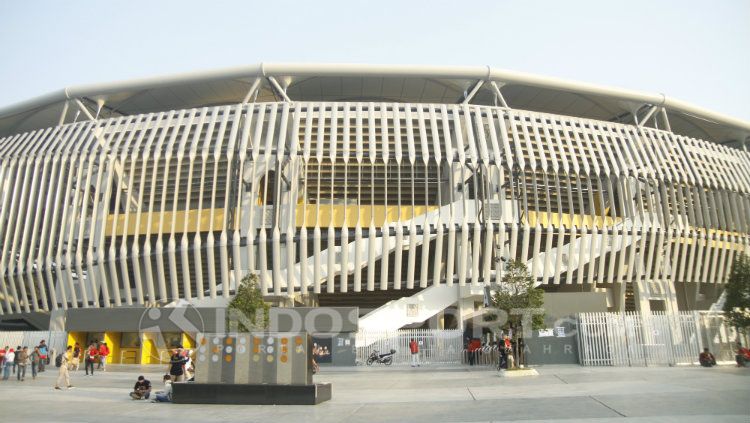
<box><xmin>2</xmin><ymin>349</ymin><xmax>14</xmax><ymax>380</ymax></box>
<box><xmin>152</xmin><ymin>375</ymin><xmax>173</xmax><ymax>402</ymax></box>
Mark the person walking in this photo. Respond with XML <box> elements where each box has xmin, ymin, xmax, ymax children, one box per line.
<box><xmin>70</xmin><ymin>343</ymin><xmax>81</xmax><ymax>371</ymax></box>
<box><xmin>13</xmin><ymin>345</ymin><xmax>21</xmax><ymax>375</ymax></box>
<box><xmin>37</xmin><ymin>340</ymin><xmax>48</xmax><ymax>372</ymax></box>
<box><xmin>0</xmin><ymin>346</ymin><xmax>6</xmax><ymax>376</ymax></box>
<box><xmin>54</xmin><ymin>346</ymin><xmax>74</xmax><ymax>390</ymax></box>
<box><xmin>16</xmin><ymin>347</ymin><xmax>30</xmax><ymax>381</ymax></box>
<box><xmin>98</xmin><ymin>342</ymin><xmax>110</xmax><ymax>371</ymax></box>
<box><xmin>3</xmin><ymin>348</ymin><xmax>14</xmax><ymax>380</ymax></box>
<box><xmin>85</xmin><ymin>342</ymin><xmax>98</xmax><ymax>376</ymax></box>
<box><xmin>409</xmin><ymin>338</ymin><xmax>420</xmax><ymax>367</ymax></box>
<box><xmin>30</xmin><ymin>346</ymin><xmax>41</xmax><ymax>379</ymax></box>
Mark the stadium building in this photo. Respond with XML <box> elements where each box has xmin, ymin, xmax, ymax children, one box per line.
<box><xmin>0</xmin><ymin>64</ymin><xmax>748</xmax><ymax>363</ymax></box>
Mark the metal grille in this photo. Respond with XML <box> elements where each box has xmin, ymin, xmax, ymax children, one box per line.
<box><xmin>0</xmin><ymin>331</ymin><xmax>68</xmax><ymax>356</ymax></box>
<box><xmin>578</xmin><ymin>311</ymin><xmax>746</xmax><ymax>367</ymax></box>
<box><xmin>355</xmin><ymin>329</ymin><xmax>462</xmax><ymax>365</ymax></box>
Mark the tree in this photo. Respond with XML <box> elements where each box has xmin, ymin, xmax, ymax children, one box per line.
<box><xmin>227</xmin><ymin>273</ymin><xmax>270</xmax><ymax>332</ymax></box>
<box><xmin>490</xmin><ymin>260</ymin><xmax>545</xmax><ymax>366</ymax></box>
<box><xmin>724</xmin><ymin>253</ymin><xmax>750</xmax><ymax>334</ymax></box>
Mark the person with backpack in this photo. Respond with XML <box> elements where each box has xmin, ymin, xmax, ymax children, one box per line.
<box><xmin>13</xmin><ymin>345</ymin><xmax>21</xmax><ymax>375</ymax></box>
<box><xmin>54</xmin><ymin>346</ymin><xmax>74</xmax><ymax>390</ymax></box>
<box><xmin>98</xmin><ymin>342</ymin><xmax>110</xmax><ymax>371</ymax></box>
<box><xmin>30</xmin><ymin>347</ymin><xmax>41</xmax><ymax>379</ymax></box>
<box><xmin>16</xmin><ymin>347</ymin><xmax>30</xmax><ymax>381</ymax></box>
<box><xmin>85</xmin><ymin>342</ymin><xmax>98</xmax><ymax>376</ymax></box>
<box><xmin>37</xmin><ymin>340</ymin><xmax>48</xmax><ymax>372</ymax></box>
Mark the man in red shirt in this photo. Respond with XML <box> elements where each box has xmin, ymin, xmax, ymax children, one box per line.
<box><xmin>98</xmin><ymin>342</ymin><xmax>110</xmax><ymax>371</ymax></box>
<box><xmin>85</xmin><ymin>343</ymin><xmax>98</xmax><ymax>376</ymax></box>
<box><xmin>409</xmin><ymin>339</ymin><xmax>420</xmax><ymax>367</ymax></box>
<box><xmin>468</xmin><ymin>338</ymin><xmax>482</xmax><ymax>366</ymax></box>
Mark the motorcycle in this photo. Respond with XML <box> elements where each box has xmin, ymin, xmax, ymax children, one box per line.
<box><xmin>366</xmin><ymin>349</ymin><xmax>396</xmax><ymax>366</ymax></box>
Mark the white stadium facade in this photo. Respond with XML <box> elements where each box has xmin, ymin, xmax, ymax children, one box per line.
<box><xmin>0</xmin><ymin>63</ymin><xmax>749</xmax><ymax>339</ymax></box>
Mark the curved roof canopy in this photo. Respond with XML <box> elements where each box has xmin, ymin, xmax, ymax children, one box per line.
<box><xmin>1</xmin><ymin>63</ymin><xmax>748</xmax><ymax>146</ymax></box>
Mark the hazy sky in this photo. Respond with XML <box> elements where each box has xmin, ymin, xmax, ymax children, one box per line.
<box><xmin>1</xmin><ymin>0</ymin><xmax>748</xmax><ymax>120</ymax></box>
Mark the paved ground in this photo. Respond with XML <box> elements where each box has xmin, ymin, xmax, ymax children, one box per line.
<box><xmin>0</xmin><ymin>364</ymin><xmax>747</xmax><ymax>422</ymax></box>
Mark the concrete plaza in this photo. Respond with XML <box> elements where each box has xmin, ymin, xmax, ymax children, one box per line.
<box><xmin>0</xmin><ymin>364</ymin><xmax>747</xmax><ymax>422</ymax></box>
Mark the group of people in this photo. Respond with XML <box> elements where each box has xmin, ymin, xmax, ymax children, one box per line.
<box><xmin>696</xmin><ymin>342</ymin><xmax>750</xmax><ymax>368</ymax></box>
<box><xmin>311</xmin><ymin>343</ymin><xmax>330</xmax><ymax>373</ymax></box>
<box><xmin>464</xmin><ymin>335</ymin><xmax>516</xmax><ymax>369</ymax></box>
<box><xmin>129</xmin><ymin>374</ymin><xmax>173</xmax><ymax>402</ymax></box>
<box><xmin>0</xmin><ymin>340</ymin><xmax>49</xmax><ymax>381</ymax></box>
<box><xmin>68</xmin><ymin>341</ymin><xmax>110</xmax><ymax>375</ymax></box>
<box><xmin>128</xmin><ymin>345</ymin><xmax>192</xmax><ymax>402</ymax></box>
<box><xmin>52</xmin><ymin>340</ymin><xmax>109</xmax><ymax>389</ymax></box>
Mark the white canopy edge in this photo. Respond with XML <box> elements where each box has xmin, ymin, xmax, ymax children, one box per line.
<box><xmin>1</xmin><ymin>62</ymin><xmax>748</xmax><ymax>134</ymax></box>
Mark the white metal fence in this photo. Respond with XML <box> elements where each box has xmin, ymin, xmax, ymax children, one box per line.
<box><xmin>356</xmin><ymin>329</ymin><xmax>463</xmax><ymax>365</ymax></box>
<box><xmin>0</xmin><ymin>331</ymin><xmax>68</xmax><ymax>357</ymax></box>
<box><xmin>578</xmin><ymin>311</ymin><xmax>746</xmax><ymax>367</ymax></box>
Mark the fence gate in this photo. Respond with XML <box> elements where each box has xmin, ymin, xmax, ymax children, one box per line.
<box><xmin>356</xmin><ymin>329</ymin><xmax>463</xmax><ymax>365</ymax></box>
<box><xmin>578</xmin><ymin>311</ymin><xmax>742</xmax><ymax>367</ymax></box>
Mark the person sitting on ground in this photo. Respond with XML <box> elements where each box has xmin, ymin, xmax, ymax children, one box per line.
<box><xmin>151</xmin><ymin>375</ymin><xmax>173</xmax><ymax>403</ymax></box>
<box><xmin>130</xmin><ymin>375</ymin><xmax>152</xmax><ymax>400</ymax></box>
<box><xmin>699</xmin><ymin>347</ymin><xmax>717</xmax><ymax>367</ymax></box>
<box><xmin>736</xmin><ymin>342</ymin><xmax>750</xmax><ymax>367</ymax></box>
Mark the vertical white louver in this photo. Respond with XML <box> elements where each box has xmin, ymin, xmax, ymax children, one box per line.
<box><xmin>0</xmin><ymin>99</ymin><xmax>747</xmax><ymax>315</ymax></box>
